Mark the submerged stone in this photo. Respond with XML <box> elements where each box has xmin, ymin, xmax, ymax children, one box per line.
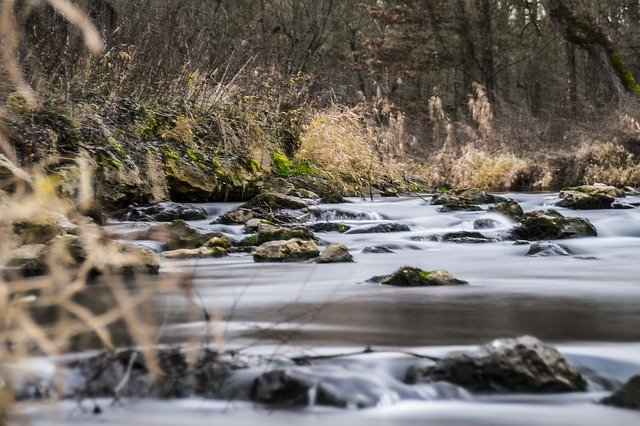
<box><xmin>526</xmin><ymin>242</ymin><xmax>571</xmax><ymax>257</ymax></box>
<box><xmin>362</xmin><ymin>245</ymin><xmax>395</xmax><ymax>254</ymax></box>
<box><xmin>405</xmin><ymin>335</ymin><xmax>587</xmax><ymax>394</ymax></box>
<box><xmin>308</xmin><ymin>222</ymin><xmax>350</xmax><ymax>233</ymax></box>
<box><xmin>437</xmin><ymin>204</ymin><xmax>483</xmax><ymax>212</ymax></box>
<box><xmin>370</xmin><ymin>266</ymin><xmax>468</xmax><ymax>287</ymax></box>
<box><xmin>348</xmin><ymin>223</ymin><xmax>410</xmax><ymax>234</ymax></box>
<box><xmin>242</xmin><ymin>192</ymin><xmax>309</xmax><ymax>210</ymax></box>
<box><xmin>252</xmin><ymin>238</ymin><xmax>319</xmax><ymax>262</ymax></box>
<box><xmin>429</xmin><ymin>231</ymin><xmax>494</xmax><ymax>244</ymax></box>
<box><xmin>214</xmin><ymin>208</ymin><xmax>256</xmax><ymax>225</ymax></box>
<box><xmin>473</xmin><ymin>218</ymin><xmax>500</xmax><ymax>229</ymax></box>
<box><xmin>601</xmin><ymin>376</ymin><xmax>640</xmax><ymax>410</ymax></box>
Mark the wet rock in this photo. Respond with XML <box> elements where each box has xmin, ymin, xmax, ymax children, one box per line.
<box><xmin>250</xmin><ymin>369</ymin><xmax>392</xmax><ymax>409</ymax></box>
<box><xmin>438</xmin><ymin>204</ymin><xmax>483</xmax><ymax>212</ymax></box>
<box><xmin>315</xmin><ymin>243</ymin><xmax>353</xmax><ymax>263</ymax></box>
<box><xmin>12</xmin><ymin>215</ymin><xmax>65</xmax><ymax>245</ymax></box>
<box><xmin>404</xmin><ymin>335</ymin><xmax>587</xmax><ymax>394</ymax></box>
<box><xmin>510</xmin><ymin>209</ymin><xmax>597</xmax><ymax>240</ymax></box>
<box><xmin>251</xmin><ymin>370</ymin><xmax>313</xmax><ymax>407</ymax></box>
<box><xmin>430</xmin><ymin>231</ymin><xmax>494</xmax><ymax>244</ymax></box>
<box><xmin>244</xmin><ymin>218</ymin><xmax>277</xmax><ymax>233</ymax></box>
<box><xmin>193</xmin><ymin>349</ymin><xmax>250</xmax><ymax>398</ymax></box>
<box><xmin>320</xmin><ymin>194</ymin><xmax>348</xmax><ymax>204</ymax></box>
<box><xmin>97</xmin><ymin>241</ymin><xmax>160</xmax><ymax>275</ymax></box>
<box><xmin>473</xmin><ymin>219</ymin><xmax>500</xmax><ymax>229</ymax></box>
<box><xmin>253</xmin><ymin>226</ymin><xmax>315</xmax><ymax>246</ymax></box>
<box><xmin>162</xmin><ymin>247</ymin><xmax>226</xmax><ymax>259</ymax></box>
<box><xmin>289</xmin><ymin>188</ymin><xmax>319</xmax><ymax>199</ymax></box>
<box><xmin>362</xmin><ymin>246</ymin><xmax>395</xmax><ymax>254</ymax></box>
<box><xmin>202</xmin><ymin>234</ymin><xmax>234</xmax><ymax>250</ymax></box>
<box><xmin>432</xmin><ymin>189</ymin><xmax>507</xmax><ymax>206</ymax></box>
<box><xmin>369</xmin><ymin>266</ymin><xmax>468</xmax><ymax>287</ymax></box>
<box><xmin>489</xmin><ymin>200</ymin><xmax>524</xmax><ymax>219</ymax></box>
<box><xmin>557</xmin><ymin>184</ymin><xmax>617</xmax><ymax>210</ymax></box>
<box><xmin>125</xmin><ymin>219</ymin><xmax>213</xmax><ymax>250</ymax></box>
<box><xmin>308</xmin><ymin>222</ymin><xmax>350</xmax><ymax>233</ymax></box>
<box><xmin>348</xmin><ymin>223</ymin><xmax>410</xmax><ymax>234</ymax></box>
<box><xmin>601</xmin><ymin>376</ymin><xmax>640</xmax><ymax>410</ymax></box>
<box><xmin>242</xmin><ymin>192</ymin><xmax>309</xmax><ymax>211</ymax></box>
<box><xmin>612</xmin><ymin>202</ymin><xmax>635</xmax><ymax>210</ymax></box>
<box><xmin>252</xmin><ymin>238</ymin><xmax>319</xmax><ymax>262</ymax></box>
<box><xmin>122</xmin><ymin>202</ymin><xmax>208</xmax><ymax>222</ymax></box>
<box><xmin>526</xmin><ymin>242</ymin><xmax>571</xmax><ymax>257</ymax></box>
<box><xmin>379</xmin><ymin>186</ymin><xmax>399</xmax><ymax>197</ymax></box>
<box><xmin>214</xmin><ymin>208</ymin><xmax>256</xmax><ymax>225</ymax></box>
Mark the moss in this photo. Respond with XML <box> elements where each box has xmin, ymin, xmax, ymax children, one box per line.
<box><xmin>107</xmin><ymin>136</ymin><xmax>127</xmax><ymax>158</ymax></box>
<box><xmin>99</xmin><ymin>154</ymin><xmax>123</xmax><ymax>169</ymax></box>
<box><xmin>272</xmin><ymin>150</ymin><xmax>316</xmax><ymax>177</ymax></box>
<box><xmin>609</xmin><ymin>52</ymin><xmax>640</xmax><ymax>95</ymax></box>
<box><xmin>336</xmin><ymin>223</ymin><xmax>348</xmax><ymax>233</ymax></box>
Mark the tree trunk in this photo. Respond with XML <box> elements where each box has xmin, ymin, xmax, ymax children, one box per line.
<box><xmin>540</xmin><ymin>0</ymin><xmax>640</xmax><ymax>100</ymax></box>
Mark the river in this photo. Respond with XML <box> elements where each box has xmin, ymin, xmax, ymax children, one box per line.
<box><xmin>21</xmin><ymin>192</ymin><xmax>640</xmax><ymax>425</ymax></box>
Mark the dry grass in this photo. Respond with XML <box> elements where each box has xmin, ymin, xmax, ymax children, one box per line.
<box><xmin>295</xmin><ymin>106</ymin><xmax>414</xmax><ymax>194</ymax></box>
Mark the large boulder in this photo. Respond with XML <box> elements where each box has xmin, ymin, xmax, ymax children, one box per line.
<box><xmin>432</xmin><ymin>189</ymin><xmax>507</xmax><ymax>206</ymax></box>
<box><xmin>557</xmin><ymin>184</ymin><xmax>618</xmax><ymax>210</ymax></box>
<box><xmin>214</xmin><ymin>208</ymin><xmax>256</xmax><ymax>225</ymax></box>
<box><xmin>252</xmin><ymin>238</ymin><xmax>319</xmax><ymax>262</ymax></box>
<box><xmin>510</xmin><ymin>209</ymin><xmax>597</xmax><ymax>240</ymax></box>
<box><xmin>121</xmin><ymin>202</ymin><xmax>208</xmax><ymax>222</ymax></box>
<box><xmin>125</xmin><ymin>220</ymin><xmax>213</xmax><ymax>250</ymax></box>
<box><xmin>315</xmin><ymin>243</ymin><xmax>353</xmax><ymax>263</ymax></box>
<box><xmin>404</xmin><ymin>335</ymin><xmax>587</xmax><ymax>394</ymax></box>
<box><xmin>601</xmin><ymin>376</ymin><xmax>640</xmax><ymax>410</ymax></box>
<box><xmin>369</xmin><ymin>266</ymin><xmax>468</xmax><ymax>287</ymax></box>
<box><xmin>3</xmin><ymin>244</ymin><xmax>46</xmax><ymax>279</ymax></box>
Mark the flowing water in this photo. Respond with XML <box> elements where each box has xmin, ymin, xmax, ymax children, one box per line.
<box><xmin>22</xmin><ymin>193</ymin><xmax>640</xmax><ymax>425</ymax></box>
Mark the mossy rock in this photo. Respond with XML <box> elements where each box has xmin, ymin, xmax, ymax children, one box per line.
<box><xmin>510</xmin><ymin>209</ymin><xmax>597</xmax><ymax>240</ymax></box>
<box><xmin>315</xmin><ymin>243</ymin><xmax>353</xmax><ymax>263</ymax></box>
<box><xmin>556</xmin><ymin>189</ymin><xmax>615</xmax><ymax>210</ymax></box>
<box><xmin>242</xmin><ymin>192</ymin><xmax>309</xmax><ymax>210</ymax></box>
<box><xmin>369</xmin><ymin>266</ymin><xmax>468</xmax><ymax>287</ymax></box>
<box><xmin>308</xmin><ymin>222</ymin><xmax>350</xmax><ymax>233</ymax></box>
<box><xmin>252</xmin><ymin>238</ymin><xmax>319</xmax><ymax>262</ymax></box>
<box><xmin>12</xmin><ymin>215</ymin><xmax>65</xmax><ymax>245</ymax></box>
<box><xmin>214</xmin><ymin>208</ymin><xmax>256</xmax><ymax>225</ymax></box>
<box><xmin>126</xmin><ymin>219</ymin><xmax>213</xmax><ymax>250</ymax></box>
<box><xmin>490</xmin><ymin>200</ymin><xmax>524</xmax><ymax>219</ymax></box>
<box><xmin>254</xmin><ymin>226</ymin><xmax>315</xmax><ymax>245</ymax></box>
<box><xmin>432</xmin><ymin>189</ymin><xmax>507</xmax><ymax>206</ymax></box>
<box><xmin>601</xmin><ymin>376</ymin><xmax>640</xmax><ymax>410</ymax></box>
<box><xmin>162</xmin><ymin>246</ymin><xmax>227</xmax><ymax>259</ymax></box>
<box><xmin>202</xmin><ymin>235</ymin><xmax>234</xmax><ymax>250</ymax></box>
<box><xmin>405</xmin><ymin>336</ymin><xmax>587</xmax><ymax>393</ymax></box>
